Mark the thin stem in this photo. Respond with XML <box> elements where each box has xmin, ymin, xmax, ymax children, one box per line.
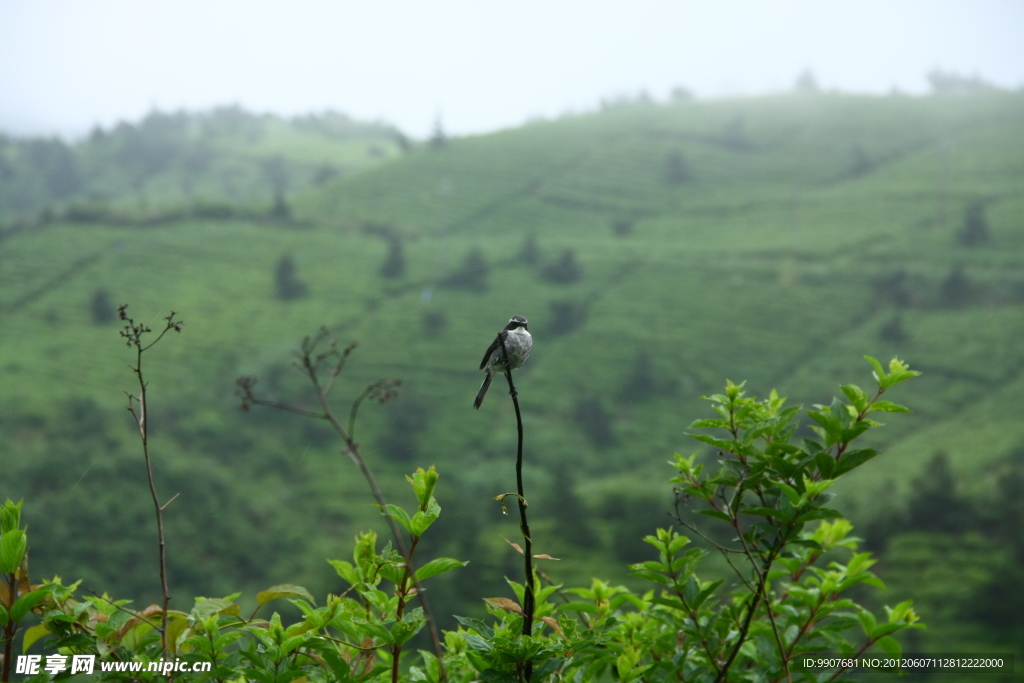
<box><xmin>392</xmin><ymin>534</ymin><xmax>421</xmax><ymax>683</ymax></box>
<box><xmin>498</xmin><ymin>334</ymin><xmax>533</xmax><ymax>683</ymax></box>
<box><xmin>132</xmin><ymin>340</ymin><xmax>171</xmax><ymax>661</ymax></box>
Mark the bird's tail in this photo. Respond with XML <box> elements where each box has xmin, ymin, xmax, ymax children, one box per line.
<box><xmin>473</xmin><ymin>371</ymin><xmax>493</xmax><ymax>409</ymax></box>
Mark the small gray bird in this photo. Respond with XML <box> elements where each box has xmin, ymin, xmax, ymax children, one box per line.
<box><xmin>474</xmin><ymin>315</ymin><xmax>532</xmax><ymax>409</ymax></box>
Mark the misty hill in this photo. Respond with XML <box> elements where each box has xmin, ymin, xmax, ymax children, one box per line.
<box><xmin>2</xmin><ymin>90</ymin><xmax>1023</xmax><ymax>655</ymax></box>
<box><xmin>0</xmin><ymin>105</ymin><xmax>407</xmax><ymax>221</ymax></box>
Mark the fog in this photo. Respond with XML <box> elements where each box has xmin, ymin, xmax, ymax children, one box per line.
<box><xmin>1</xmin><ymin>0</ymin><xmax>1022</xmax><ymax>139</ymax></box>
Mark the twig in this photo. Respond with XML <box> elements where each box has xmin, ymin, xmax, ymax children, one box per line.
<box><xmin>118</xmin><ymin>305</ymin><xmax>182</xmax><ymax>663</ymax></box>
<box><xmin>498</xmin><ymin>333</ymin><xmax>534</xmax><ymax>682</ymax></box>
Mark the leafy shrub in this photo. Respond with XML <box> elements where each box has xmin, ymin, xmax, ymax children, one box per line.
<box><xmin>6</xmin><ymin>358</ymin><xmax>926</xmax><ymax>682</ymax></box>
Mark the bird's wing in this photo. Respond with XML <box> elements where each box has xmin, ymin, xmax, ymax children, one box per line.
<box><xmin>479</xmin><ymin>330</ymin><xmax>507</xmax><ymax>369</ymax></box>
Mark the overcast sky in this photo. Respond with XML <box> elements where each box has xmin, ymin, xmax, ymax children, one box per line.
<box><xmin>1</xmin><ymin>0</ymin><xmax>1022</xmax><ymax>140</ymax></box>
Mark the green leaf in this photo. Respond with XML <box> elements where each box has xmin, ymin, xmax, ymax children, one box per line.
<box><xmin>256</xmin><ymin>584</ymin><xmax>315</xmax><ymax>608</ymax></box>
<box><xmin>409</xmin><ymin>509</ymin><xmax>440</xmax><ymax>537</ymax></box>
<box><xmin>814</xmin><ymin>451</ymin><xmax>835</xmax><ymax>479</ymax></box>
<box><xmin>327</xmin><ymin>559</ymin><xmax>359</xmax><ymax>585</ymax></box>
<box><xmin>868</xmin><ymin>400</ymin><xmax>911</xmax><ymax>414</ymax></box>
<box><xmin>697</xmin><ymin>509</ymin><xmax>732</xmax><ymax>522</ymax></box>
<box><xmin>381</xmin><ymin>504</ymin><xmax>414</xmax><ymax>534</ymax></box>
<box><xmin>865</xmin><ymin>356</ymin><xmax>885</xmax><ymax>385</ymax></box>
<box><xmin>407</xmin><ymin>465</ymin><xmax>439</xmax><ymax>510</ymax></box>
<box><xmin>689</xmin><ymin>418</ymin><xmax>729</xmax><ymax>429</ymax></box>
<box><xmin>390</xmin><ymin>611</ymin><xmax>426</xmax><ymax>646</ymax></box>
<box><xmin>280</xmin><ymin>633</ymin><xmax>311</xmax><ymax>654</ymax></box>
<box><xmin>0</xmin><ymin>529</ymin><xmax>27</xmax><ymax>574</ymax></box>
<box><xmin>190</xmin><ymin>597</ymin><xmax>238</xmax><ymax>620</ymax></box>
<box><xmin>454</xmin><ymin>615</ymin><xmax>494</xmax><ymax>639</ymax></box>
<box><xmin>841</xmin><ymin>384</ymin><xmax>869</xmax><ymax>413</ymax></box>
<box><xmin>745</xmin><ymin>506</ymin><xmax>785</xmax><ymax>520</ymax></box>
<box><xmin>21</xmin><ymin>623</ymin><xmax>50</xmax><ymax>653</ymax></box>
<box><xmin>688</xmin><ymin>433</ymin><xmax>735</xmax><ymax>451</ymax></box>
<box><xmin>876</xmin><ymin>635</ymin><xmax>902</xmax><ymax>657</ymax></box>
<box><xmin>414</xmin><ymin>557</ymin><xmax>467</xmax><ymax>582</ymax></box>
<box><xmin>833</xmin><ymin>448</ymin><xmax>880</xmax><ymax>477</ymax></box>
<box><xmin>477</xmin><ymin>670</ymin><xmax>516</xmax><ymax>683</ymax></box>
<box><xmin>777</xmin><ymin>482</ymin><xmax>802</xmax><ymax>506</ymax></box>
<box><xmin>11</xmin><ymin>589</ymin><xmax>48</xmax><ymax>623</ymax></box>
<box><xmin>460</xmin><ymin>633</ymin><xmax>494</xmax><ymax>653</ymax></box>
<box><xmin>0</xmin><ymin>501</ymin><xmax>21</xmax><ymax>533</ymax></box>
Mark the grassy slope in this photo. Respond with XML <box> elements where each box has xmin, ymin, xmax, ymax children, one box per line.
<box><xmin>2</xmin><ymin>92</ymin><xmax>1023</xmax><ymax>632</ymax></box>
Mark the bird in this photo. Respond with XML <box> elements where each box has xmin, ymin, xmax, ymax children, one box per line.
<box><xmin>474</xmin><ymin>315</ymin><xmax>532</xmax><ymax>409</ymax></box>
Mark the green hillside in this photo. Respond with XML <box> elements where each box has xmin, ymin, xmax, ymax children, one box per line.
<box><xmin>2</xmin><ymin>91</ymin><xmax>1023</xmax><ymax>669</ymax></box>
<box><xmin>0</xmin><ymin>106</ymin><xmax>405</xmax><ymax>221</ymax></box>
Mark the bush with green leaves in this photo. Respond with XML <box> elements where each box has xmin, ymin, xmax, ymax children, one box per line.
<box><xmin>6</xmin><ymin>357</ymin><xmax>922</xmax><ymax>682</ymax></box>
<box><xmin>447</xmin><ymin>356</ymin><xmax>924</xmax><ymax>682</ymax></box>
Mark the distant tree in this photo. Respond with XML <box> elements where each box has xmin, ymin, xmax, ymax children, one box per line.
<box><xmin>721</xmin><ymin>114</ymin><xmax>750</xmax><ymax>150</ymax></box>
<box><xmin>871</xmin><ymin>268</ymin><xmax>911</xmax><ymax>307</ymax></box>
<box><xmin>549</xmin><ymin>466</ymin><xmax>599</xmax><ymax>547</ymax></box>
<box><xmin>262</xmin><ymin>155</ymin><xmax>290</xmax><ymax>195</ymax></box>
<box><xmin>440</xmin><ymin>248</ymin><xmax>488</xmax><ymax>290</ymax></box>
<box><xmin>541</xmin><ymin>248</ymin><xmax>583</xmax><ymax>284</ymax></box>
<box><xmin>26</xmin><ymin>138</ymin><xmax>82</xmax><ymax>199</ymax></box>
<box><xmin>547</xmin><ymin>300</ymin><xmax>587</xmax><ymax>337</ymax></box>
<box><xmin>378</xmin><ymin>397</ymin><xmax>429</xmax><ymax>462</ymax></box>
<box><xmin>573</xmin><ymin>396</ymin><xmax>615</xmax><ymax>448</ymax></box>
<box><xmin>904</xmin><ymin>452</ymin><xmax>969</xmax><ymax>533</ymax></box>
<box><xmin>88</xmin><ymin>125</ymin><xmax>107</xmax><ymax>143</ymax></box>
<box><xmin>957</xmin><ymin>201</ymin><xmax>991</xmax><ymax>246</ymax></box>
<box><xmin>181</xmin><ymin>141</ymin><xmax>214</xmax><ymax>175</ymax></box>
<box><xmin>274</xmin><ymin>254</ymin><xmax>307</xmax><ymax>300</ymax></box>
<box><xmin>519</xmin><ymin>232</ymin><xmax>541</xmax><ymax>265</ymax></box>
<box><xmin>611</xmin><ymin>217</ymin><xmax>636</xmax><ymax>237</ymax></box>
<box><xmin>394</xmin><ymin>130</ymin><xmax>413</xmax><ymax>153</ymax></box>
<box><xmin>89</xmin><ymin>289</ymin><xmax>115</xmax><ymax>324</ymax></box>
<box><xmin>939</xmin><ymin>264</ymin><xmax>973</xmax><ymax>308</ymax></box>
<box><xmin>600</xmin><ymin>492</ymin><xmax>669</xmax><ymax>563</ymax></box>
<box><xmin>380</xmin><ymin>238</ymin><xmax>406</xmax><ymax>279</ymax></box>
<box><xmin>847</xmin><ymin>144</ymin><xmax>873</xmax><ymax>177</ymax></box>
<box><xmin>269</xmin><ymin>192</ymin><xmax>291</xmax><ymax>221</ymax></box>
<box><xmin>670</xmin><ymin>86</ymin><xmax>695</xmax><ymax>103</ymax></box>
<box><xmin>794</xmin><ymin>69</ymin><xmax>820</xmax><ymax>94</ymax></box>
<box><xmin>312</xmin><ymin>164</ymin><xmax>340</xmax><ymax>186</ymax></box>
<box><xmin>879</xmin><ymin>315</ymin><xmax>910</xmax><ymax>343</ymax></box>
<box><xmin>927</xmin><ymin>68</ymin><xmax>997</xmax><ymax>94</ymax></box>
<box><xmin>422</xmin><ymin>310</ymin><xmax>448</xmax><ymax>334</ymax></box>
<box><xmin>663</xmin><ymin>150</ymin><xmax>691</xmax><ymax>185</ymax></box>
<box><xmin>619</xmin><ymin>350</ymin><xmax>656</xmax><ymax>402</ymax></box>
<box><xmin>430</xmin><ymin>116</ymin><xmax>447</xmax><ymax>149</ymax></box>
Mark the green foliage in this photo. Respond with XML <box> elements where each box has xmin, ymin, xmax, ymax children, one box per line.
<box><xmin>4</xmin><ymin>360</ymin><xmax>924</xmax><ymax>682</ymax></box>
<box><xmin>15</xmin><ymin>468</ymin><xmax>464</xmax><ymax>682</ymax></box>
